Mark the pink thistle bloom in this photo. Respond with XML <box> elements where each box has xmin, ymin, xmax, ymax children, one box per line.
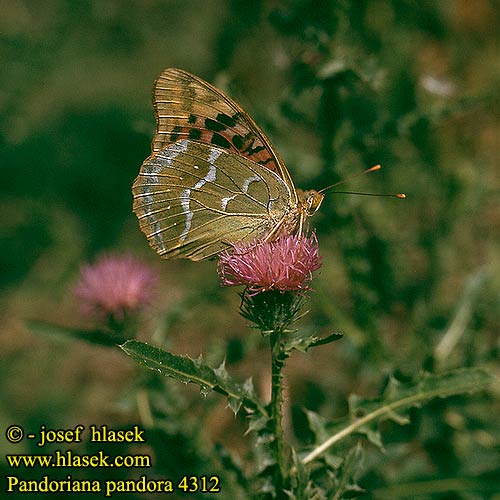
<box><xmin>218</xmin><ymin>233</ymin><xmax>322</xmax><ymax>294</ymax></box>
<box><xmin>74</xmin><ymin>253</ymin><xmax>157</xmax><ymax>321</ymax></box>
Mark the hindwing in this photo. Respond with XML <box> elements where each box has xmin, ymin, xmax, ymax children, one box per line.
<box><xmin>132</xmin><ymin>139</ymin><xmax>294</xmax><ymax>260</ymax></box>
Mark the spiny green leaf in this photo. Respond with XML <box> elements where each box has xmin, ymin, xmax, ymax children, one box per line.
<box><xmin>245</xmin><ymin>413</ymin><xmax>268</xmax><ymax>435</ymax></box>
<box><xmin>120</xmin><ymin>340</ymin><xmax>267</xmax><ymax>417</ymax></box>
<box><xmin>305</xmin><ymin>408</ymin><xmax>370</xmax><ymax>464</ymax></box>
<box><xmin>303</xmin><ymin>410</ymin><xmax>345</xmax><ymax>467</ymax></box>
<box><xmin>331</xmin><ymin>443</ymin><xmax>365</xmax><ymax>500</ymax></box>
<box><xmin>304</xmin><ymin>409</ymin><xmax>330</xmax><ymax>443</ymax></box>
<box><xmin>214</xmin><ymin>443</ymin><xmax>249</xmax><ymax>492</ymax></box>
<box><xmin>302</xmin><ymin>367</ymin><xmax>496</xmax><ymax>465</ymax></box>
<box><xmin>289</xmin><ymin>448</ymin><xmax>310</xmax><ymax>497</ymax></box>
<box><xmin>309</xmin><ymin>332</ymin><xmax>344</xmax><ymax>349</ymax></box>
<box><xmin>287</xmin><ymin>447</ymin><xmax>328</xmax><ymax>500</ymax></box>
<box><xmin>284</xmin><ymin>330</ymin><xmax>343</xmax><ymax>354</ymax></box>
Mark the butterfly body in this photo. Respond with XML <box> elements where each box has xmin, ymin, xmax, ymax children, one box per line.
<box><xmin>133</xmin><ymin>68</ymin><xmax>321</xmax><ymax>260</ymax></box>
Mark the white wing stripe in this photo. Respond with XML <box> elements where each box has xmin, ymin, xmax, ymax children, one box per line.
<box><xmin>180</xmin><ymin>162</ymin><xmax>217</xmax><ymax>241</ymax></box>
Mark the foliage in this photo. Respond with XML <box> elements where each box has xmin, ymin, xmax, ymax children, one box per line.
<box><xmin>119</xmin><ymin>337</ymin><xmax>494</xmax><ymax>498</ymax></box>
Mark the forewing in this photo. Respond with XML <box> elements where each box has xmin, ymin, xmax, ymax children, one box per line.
<box><xmin>151</xmin><ymin>68</ymin><xmax>297</xmax><ymax>203</ymax></box>
<box><xmin>132</xmin><ymin>140</ymin><xmax>293</xmax><ymax>261</ymax></box>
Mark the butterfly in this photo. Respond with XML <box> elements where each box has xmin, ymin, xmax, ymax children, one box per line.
<box><xmin>132</xmin><ymin>68</ymin><xmax>325</xmax><ymax>261</ymax></box>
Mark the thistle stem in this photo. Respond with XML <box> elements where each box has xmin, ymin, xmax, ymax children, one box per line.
<box><xmin>270</xmin><ymin>332</ymin><xmax>287</xmax><ymax>497</ymax></box>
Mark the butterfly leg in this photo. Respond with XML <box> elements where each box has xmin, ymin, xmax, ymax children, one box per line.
<box><xmin>262</xmin><ymin>217</ymin><xmax>286</xmax><ymax>242</ymax></box>
<box><xmin>263</xmin><ymin>209</ymin><xmax>304</xmax><ymax>243</ymax></box>
<box><xmin>297</xmin><ymin>210</ymin><xmax>305</xmax><ymax>236</ymax></box>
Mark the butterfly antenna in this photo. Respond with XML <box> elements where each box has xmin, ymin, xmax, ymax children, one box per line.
<box><xmin>318</xmin><ymin>165</ymin><xmax>405</xmax><ymax>199</ymax></box>
<box><xmin>318</xmin><ymin>165</ymin><xmax>382</xmax><ymax>193</ymax></box>
<box><xmin>332</xmin><ymin>191</ymin><xmax>406</xmax><ymax>199</ymax></box>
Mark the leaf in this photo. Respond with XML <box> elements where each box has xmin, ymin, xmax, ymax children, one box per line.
<box><xmin>331</xmin><ymin>443</ymin><xmax>365</xmax><ymax>500</ymax></box>
<box><xmin>283</xmin><ymin>330</ymin><xmax>343</xmax><ymax>354</ymax></box>
<box><xmin>309</xmin><ymin>332</ymin><xmax>344</xmax><ymax>349</ymax></box>
<box><xmin>214</xmin><ymin>443</ymin><xmax>249</xmax><ymax>492</ymax></box>
<box><xmin>26</xmin><ymin>319</ymin><xmax>124</xmax><ymax>346</ymax></box>
<box><xmin>120</xmin><ymin>340</ymin><xmax>267</xmax><ymax>416</ymax></box>
<box><xmin>302</xmin><ymin>367</ymin><xmax>496</xmax><ymax>465</ymax></box>
<box><xmin>303</xmin><ymin>410</ymin><xmax>345</xmax><ymax>469</ymax></box>
<box><xmin>286</xmin><ymin>448</ymin><xmax>313</xmax><ymax>500</ymax></box>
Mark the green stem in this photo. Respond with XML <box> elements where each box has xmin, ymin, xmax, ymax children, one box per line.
<box><xmin>270</xmin><ymin>332</ymin><xmax>287</xmax><ymax>497</ymax></box>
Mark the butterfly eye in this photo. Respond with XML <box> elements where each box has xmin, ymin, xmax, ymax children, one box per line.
<box><xmin>301</xmin><ymin>190</ymin><xmax>324</xmax><ymax>215</ymax></box>
<box><xmin>308</xmin><ymin>191</ymin><xmax>324</xmax><ymax>214</ymax></box>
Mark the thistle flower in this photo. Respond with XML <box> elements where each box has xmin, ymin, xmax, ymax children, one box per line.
<box><xmin>217</xmin><ymin>233</ymin><xmax>322</xmax><ymax>294</ymax></box>
<box><xmin>74</xmin><ymin>253</ymin><xmax>157</xmax><ymax>324</ymax></box>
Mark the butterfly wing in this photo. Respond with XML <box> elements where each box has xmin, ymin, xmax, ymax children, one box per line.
<box><xmin>132</xmin><ymin>139</ymin><xmax>294</xmax><ymax>261</ymax></box>
<box><xmin>151</xmin><ymin>68</ymin><xmax>298</xmax><ymax>204</ymax></box>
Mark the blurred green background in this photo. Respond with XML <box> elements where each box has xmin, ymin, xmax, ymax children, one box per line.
<box><xmin>1</xmin><ymin>1</ymin><xmax>499</xmax><ymax>498</ymax></box>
